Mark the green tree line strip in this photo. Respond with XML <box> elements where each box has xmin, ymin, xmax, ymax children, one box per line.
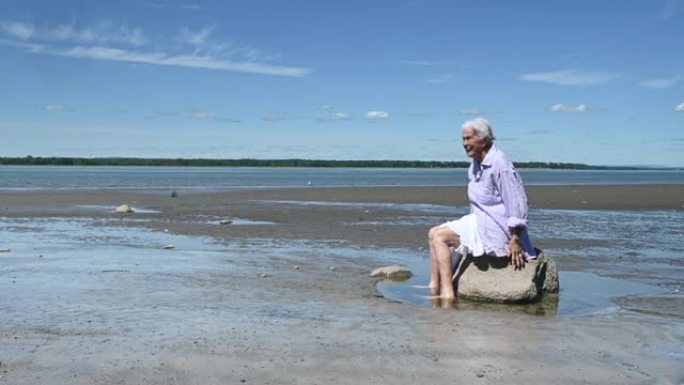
<box><xmin>0</xmin><ymin>156</ymin><xmax>642</xmax><ymax>170</ymax></box>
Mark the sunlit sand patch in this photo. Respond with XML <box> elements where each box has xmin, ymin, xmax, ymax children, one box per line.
<box><xmin>210</xmin><ymin>218</ymin><xmax>277</xmax><ymax>226</ymax></box>
<box><xmin>256</xmin><ymin>199</ymin><xmax>466</xmax><ymax>214</ymax></box>
<box><xmin>72</xmin><ymin>204</ymin><xmax>160</xmax><ymax>214</ymax></box>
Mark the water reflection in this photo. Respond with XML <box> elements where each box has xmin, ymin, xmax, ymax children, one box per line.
<box><xmin>377</xmin><ymin>269</ymin><xmax>664</xmax><ymax>317</ymax></box>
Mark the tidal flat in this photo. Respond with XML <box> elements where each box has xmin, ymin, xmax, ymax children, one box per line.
<box><xmin>0</xmin><ymin>185</ymin><xmax>683</xmax><ymax>384</ymax></box>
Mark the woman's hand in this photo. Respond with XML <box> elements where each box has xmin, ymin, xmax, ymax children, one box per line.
<box><xmin>509</xmin><ymin>235</ymin><xmax>525</xmax><ymax>269</ymax></box>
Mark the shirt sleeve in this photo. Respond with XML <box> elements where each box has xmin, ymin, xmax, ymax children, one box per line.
<box><xmin>495</xmin><ymin>167</ymin><xmax>529</xmax><ymax>231</ymax></box>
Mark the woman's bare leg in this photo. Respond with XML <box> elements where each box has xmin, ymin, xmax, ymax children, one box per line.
<box><xmin>429</xmin><ymin>226</ymin><xmax>460</xmax><ymax>301</ymax></box>
<box><xmin>427</xmin><ymin>226</ymin><xmax>441</xmax><ymax>296</ymax></box>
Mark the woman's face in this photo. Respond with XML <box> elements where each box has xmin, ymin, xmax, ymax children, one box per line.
<box><xmin>462</xmin><ymin>127</ymin><xmax>487</xmax><ymax>161</ymax></box>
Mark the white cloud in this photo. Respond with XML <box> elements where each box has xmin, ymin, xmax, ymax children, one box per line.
<box><xmin>41</xmin><ymin>44</ymin><xmax>309</xmax><ymax>77</ymax></box>
<box><xmin>676</xmin><ymin>102</ymin><xmax>684</xmax><ymax>112</ymax></box>
<box><xmin>640</xmin><ymin>76</ymin><xmax>681</xmax><ymax>89</ymax></box>
<box><xmin>366</xmin><ymin>111</ymin><xmax>390</xmax><ymax>120</ymax></box>
<box><xmin>181</xmin><ymin>26</ymin><xmax>214</xmax><ymax>46</ymax></box>
<box><xmin>425</xmin><ymin>74</ymin><xmax>453</xmax><ymax>84</ymax></box>
<box><xmin>330</xmin><ymin>112</ymin><xmax>351</xmax><ymax>121</ymax></box>
<box><xmin>145</xmin><ymin>1</ymin><xmax>205</xmax><ymax>11</ymax></box>
<box><xmin>1</xmin><ymin>20</ymin><xmax>146</xmax><ymax>46</ymax></box>
<box><xmin>460</xmin><ymin>108</ymin><xmax>484</xmax><ymax>115</ymax></box>
<box><xmin>149</xmin><ymin>111</ymin><xmax>177</xmax><ymax>118</ymax></box>
<box><xmin>660</xmin><ymin>0</ymin><xmax>684</xmax><ymax>19</ymax></box>
<box><xmin>550</xmin><ymin>103</ymin><xmax>591</xmax><ymax>113</ymax></box>
<box><xmin>189</xmin><ymin>110</ymin><xmax>239</xmax><ymax>123</ymax></box>
<box><xmin>263</xmin><ymin>113</ymin><xmax>292</xmax><ymax>122</ymax></box>
<box><xmin>316</xmin><ymin>112</ymin><xmax>352</xmax><ymax>123</ymax></box>
<box><xmin>402</xmin><ymin>60</ymin><xmax>443</xmax><ymax>66</ymax></box>
<box><xmin>0</xmin><ymin>21</ymin><xmax>33</xmax><ymax>40</ymax></box>
<box><xmin>520</xmin><ymin>69</ymin><xmax>618</xmax><ymax>86</ymax></box>
<box><xmin>41</xmin><ymin>104</ymin><xmax>73</xmax><ymax>112</ymax></box>
<box><xmin>0</xmin><ymin>20</ymin><xmax>310</xmax><ymax>77</ymax></box>
<box><xmin>409</xmin><ymin>112</ymin><xmax>431</xmax><ymax>118</ymax></box>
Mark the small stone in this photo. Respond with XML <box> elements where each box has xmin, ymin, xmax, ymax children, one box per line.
<box><xmin>219</xmin><ymin>219</ymin><xmax>233</xmax><ymax>225</ymax></box>
<box><xmin>370</xmin><ymin>265</ymin><xmax>413</xmax><ymax>281</ymax></box>
<box><xmin>476</xmin><ymin>373</ymin><xmax>485</xmax><ymax>378</ymax></box>
<box><xmin>114</xmin><ymin>204</ymin><xmax>134</xmax><ymax>214</ymax></box>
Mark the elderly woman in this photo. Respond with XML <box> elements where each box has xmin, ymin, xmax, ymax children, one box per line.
<box><xmin>428</xmin><ymin>118</ymin><xmax>536</xmax><ymax>301</ymax></box>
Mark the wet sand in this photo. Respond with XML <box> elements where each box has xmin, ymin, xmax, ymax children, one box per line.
<box><xmin>1</xmin><ymin>185</ymin><xmax>683</xmax><ymax>384</ymax></box>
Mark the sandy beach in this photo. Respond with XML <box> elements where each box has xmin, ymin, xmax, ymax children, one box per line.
<box><xmin>1</xmin><ymin>185</ymin><xmax>683</xmax><ymax>384</ymax></box>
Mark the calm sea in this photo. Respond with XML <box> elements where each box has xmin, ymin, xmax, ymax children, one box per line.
<box><xmin>1</xmin><ymin>166</ymin><xmax>683</xmax><ymax>190</ymax></box>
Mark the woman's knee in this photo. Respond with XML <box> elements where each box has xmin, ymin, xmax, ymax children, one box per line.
<box><xmin>428</xmin><ymin>226</ymin><xmax>440</xmax><ymax>241</ymax></box>
<box><xmin>430</xmin><ymin>228</ymin><xmax>450</xmax><ymax>246</ymax></box>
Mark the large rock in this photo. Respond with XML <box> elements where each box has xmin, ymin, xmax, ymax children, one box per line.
<box><xmin>370</xmin><ymin>265</ymin><xmax>413</xmax><ymax>281</ymax></box>
<box><xmin>453</xmin><ymin>249</ymin><xmax>558</xmax><ymax>303</ymax></box>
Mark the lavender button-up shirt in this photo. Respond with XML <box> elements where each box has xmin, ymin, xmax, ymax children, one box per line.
<box><xmin>467</xmin><ymin>144</ymin><xmax>535</xmax><ymax>257</ymax></box>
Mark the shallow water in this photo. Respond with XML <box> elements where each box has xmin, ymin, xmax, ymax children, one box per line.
<box><xmin>0</xmin><ymin>217</ymin><xmax>384</xmax><ymax>331</ymax></box>
<box><xmin>376</xmin><ymin>269</ymin><xmax>664</xmax><ymax>316</ymax></box>
<box><xmin>261</xmin><ymin>200</ymin><xmax>684</xmax><ymax>315</ymax></box>
<box><xmin>1</xmin><ymin>214</ymin><xmax>682</xmax><ymax>322</ymax></box>
<box><xmin>271</xmin><ymin>199</ymin><xmax>684</xmax><ymax>264</ymax></box>
<box><xmin>2</xmin><ymin>166</ymin><xmax>684</xmax><ymax>190</ymax></box>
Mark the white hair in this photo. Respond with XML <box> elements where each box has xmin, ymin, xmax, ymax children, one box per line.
<box><xmin>462</xmin><ymin>118</ymin><xmax>495</xmax><ymax>143</ymax></box>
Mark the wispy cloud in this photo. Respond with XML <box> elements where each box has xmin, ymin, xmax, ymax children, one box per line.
<box><xmin>1</xmin><ymin>20</ymin><xmax>146</xmax><ymax>46</ymax></box>
<box><xmin>550</xmin><ymin>103</ymin><xmax>591</xmax><ymax>113</ymax></box>
<box><xmin>659</xmin><ymin>0</ymin><xmax>684</xmax><ymax>19</ymax></box>
<box><xmin>145</xmin><ymin>1</ymin><xmax>205</xmax><ymax>11</ymax></box>
<box><xmin>400</xmin><ymin>60</ymin><xmax>444</xmax><ymax>66</ymax></box>
<box><xmin>409</xmin><ymin>112</ymin><xmax>431</xmax><ymax>118</ymax></box>
<box><xmin>188</xmin><ymin>110</ymin><xmax>240</xmax><ymax>123</ymax></box>
<box><xmin>676</xmin><ymin>102</ymin><xmax>684</xmax><ymax>112</ymax></box>
<box><xmin>460</xmin><ymin>108</ymin><xmax>485</xmax><ymax>115</ymax></box>
<box><xmin>147</xmin><ymin>111</ymin><xmax>178</xmax><ymax>119</ymax></box>
<box><xmin>366</xmin><ymin>111</ymin><xmax>390</xmax><ymax>120</ymax></box>
<box><xmin>41</xmin><ymin>104</ymin><xmax>74</xmax><ymax>112</ymax></box>
<box><xmin>0</xmin><ymin>20</ymin><xmax>311</xmax><ymax>77</ymax></box>
<box><xmin>528</xmin><ymin>129</ymin><xmax>551</xmax><ymax>135</ymax></box>
<box><xmin>181</xmin><ymin>26</ymin><xmax>214</xmax><ymax>46</ymax></box>
<box><xmin>520</xmin><ymin>69</ymin><xmax>618</xmax><ymax>86</ymax></box>
<box><xmin>263</xmin><ymin>112</ymin><xmax>294</xmax><ymax>122</ymax></box>
<box><xmin>424</xmin><ymin>73</ymin><xmax>453</xmax><ymax>84</ymax></box>
<box><xmin>315</xmin><ymin>103</ymin><xmax>333</xmax><ymax>110</ymax></box>
<box><xmin>317</xmin><ymin>112</ymin><xmax>352</xmax><ymax>123</ymax></box>
<box><xmin>640</xmin><ymin>76</ymin><xmax>681</xmax><ymax>89</ymax></box>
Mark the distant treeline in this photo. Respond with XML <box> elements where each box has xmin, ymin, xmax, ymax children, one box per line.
<box><xmin>0</xmin><ymin>156</ymin><xmax>646</xmax><ymax>170</ymax></box>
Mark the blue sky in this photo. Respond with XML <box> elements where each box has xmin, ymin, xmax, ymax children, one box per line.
<box><xmin>1</xmin><ymin>0</ymin><xmax>683</xmax><ymax>167</ymax></box>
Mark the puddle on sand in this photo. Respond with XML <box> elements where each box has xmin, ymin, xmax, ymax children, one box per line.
<box><xmin>377</xmin><ymin>268</ymin><xmax>665</xmax><ymax>317</ymax></box>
